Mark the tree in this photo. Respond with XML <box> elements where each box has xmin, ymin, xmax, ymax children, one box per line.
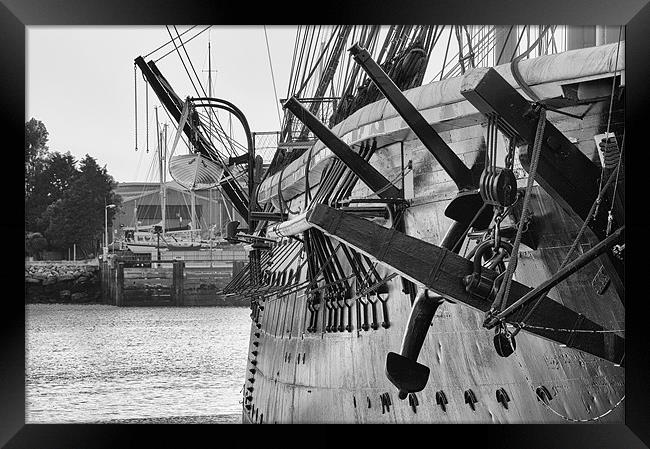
<box><xmin>25</xmin><ymin>232</ymin><xmax>48</xmax><ymax>260</ymax></box>
<box><xmin>25</xmin><ymin>151</ymin><xmax>77</xmax><ymax>233</ymax></box>
<box><xmin>43</xmin><ymin>155</ymin><xmax>121</xmax><ymax>255</ymax></box>
<box><xmin>25</xmin><ymin>118</ymin><xmax>49</xmax><ymax>194</ymax></box>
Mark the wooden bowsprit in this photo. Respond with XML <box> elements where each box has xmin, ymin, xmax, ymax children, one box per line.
<box><xmin>304</xmin><ymin>204</ymin><xmax>624</xmax><ymax>368</ymax></box>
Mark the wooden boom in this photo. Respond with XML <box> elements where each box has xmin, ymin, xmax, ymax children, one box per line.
<box><xmin>304</xmin><ymin>203</ymin><xmax>625</xmax><ymax>366</ymax></box>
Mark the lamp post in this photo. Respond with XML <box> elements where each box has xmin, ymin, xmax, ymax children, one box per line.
<box><xmin>104</xmin><ymin>203</ymin><xmax>116</xmax><ymax>257</ymax></box>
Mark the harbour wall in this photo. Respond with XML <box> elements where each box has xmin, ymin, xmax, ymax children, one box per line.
<box><xmin>99</xmin><ymin>258</ymin><xmax>248</xmax><ymax>307</ymax></box>
<box><xmin>24</xmin><ymin>258</ymin><xmax>248</xmax><ymax>307</ymax></box>
<box><xmin>25</xmin><ymin>260</ymin><xmax>102</xmax><ymax>304</ymax></box>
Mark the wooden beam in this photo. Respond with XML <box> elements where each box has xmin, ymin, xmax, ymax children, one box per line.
<box><xmin>460</xmin><ymin>66</ymin><xmax>624</xmax><ymax>298</ymax></box>
<box><xmin>135</xmin><ymin>57</ymin><xmax>250</xmax><ymax>222</ymax></box>
<box><xmin>350</xmin><ymin>44</ymin><xmax>475</xmax><ymax>191</ymax></box>
<box><xmin>305</xmin><ymin>204</ymin><xmax>624</xmax><ymax>366</ymax></box>
<box><xmin>461</xmin><ymin>67</ymin><xmax>602</xmax><ymax>218</ymax></box>
<box><xmin>283</xmin><ymin>96</ymin><xmax>402</xmax><ymax>200</ymax></box>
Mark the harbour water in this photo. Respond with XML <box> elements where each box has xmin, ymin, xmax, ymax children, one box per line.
<box><xmin>26</xmin><ymin>304</ymin><xmax>250</xmax><ymax>423</ymax></box>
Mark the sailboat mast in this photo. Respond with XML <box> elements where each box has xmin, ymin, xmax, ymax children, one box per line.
<box><xmin>207</xmin><ymin>39</ymin><xmax>213</xmax><ymax>234</ymax></box>
<box><xmin>155</xmin><ymin>106</ymin><xmax>165</xmax><ymax>233</ymax></box>
<box><xmin>208</xmin><ymin>38</ymin><xmax>213</xmax><ymax>136</ymax></box>
<box><xmin>191</xmin><ymin>190</ymin><xmax>197</xmax><ymax>234</ymax></box>
<box><xmin>162</xmin><ymin>123</ymin><xmax>168</xmax><ymax>233</ymax></box>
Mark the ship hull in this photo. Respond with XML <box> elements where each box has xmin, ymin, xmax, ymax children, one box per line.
<box><xmin>237</xmin><ymin>44</ymin><xmax>624</xmax><ymax>424</ymax></box>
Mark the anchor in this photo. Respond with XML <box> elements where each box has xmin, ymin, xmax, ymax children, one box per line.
<box><xmin>385</xmin><ymin>289</ymin><xmax>444</xmax><ymax>399</ymax></box>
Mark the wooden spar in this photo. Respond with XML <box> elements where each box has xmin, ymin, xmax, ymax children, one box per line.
<box><xmin>134</xmin><ymin>57</ymin><xmax>250</xmax><ymax>223</ymax></box>
<box><xmin>348</xmin><ymin>44</ymin><xmax>489</xmax><ymax>226</ymax></box>
<box><xmin>492</xmin><ymin>225</ymin><xmax>624</xmax><ymax>323</ymax></box>
<box><xmin>461</xmin><ymin>67</ymin><xmax>601</xmax><ymax>219</ymax></box>
<box><xmin>266</xmin><ymin>211</ymin><xmax>311</xmax><ymax>239</ymax></box>
<box><xmin>349</xmin><ymin>44</ymin><xmax>475</xmax><ymax>192</ymax></box>
<box><xmin>304</xmin><ymin>204</ymin><xmax>624</xmax><ymax>366</ymax></box>
<box><xmin>460</xmin><ymin>67</ymin><xmax>624</xmax><ymax>298</ymax></box>
<box><xmin>258</xmin><ymin>43</ymin><xmax>624</xmax><ymax>208</ymax></box>
<box><xmin>283</xmin><ymin>96</ymin><xmax>402</xmax><ymax>200</ymax></box>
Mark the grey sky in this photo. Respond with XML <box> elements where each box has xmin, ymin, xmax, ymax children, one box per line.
<box><xmin>27</xmin><ymin>25</ymin><xmax>572</xmax><ymax>185</ymax></box>
<box><xmin>27</xmin><ymin>26</ymin><xmax>297</xmax><ymax>183</ymax></box>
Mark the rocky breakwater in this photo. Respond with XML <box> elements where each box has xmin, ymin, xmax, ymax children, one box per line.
<box><xmin>25</xmin><ymin>262</ymin><xmax>101</xmax><ymax>304</ymax></box>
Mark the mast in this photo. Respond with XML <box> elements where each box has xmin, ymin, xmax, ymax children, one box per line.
<box><xmin>207</xmin><ymin>38</ymin><xmax>214</xmax><ymax>236</ymax></box>
<box><xmin>218</xmin><ymin>190</ymin><xmax>223</xmax><ymax>236</ymax></box>
<box><xmin>191</xmin><ymin>190</ymin><xmax>197</xmax><ymax>233</ymax></box>
<box><xmin>163</xmin><ymin>123</ymin><xmax>168</xmax><ymax>233</ymax></box>
<box><xmin>155</xmin><ymin>106</ymin><xmax>166</xmax><ymax>233</ymax></box>
<box><xmin>208</xmin><ymin>38</ymin><xmax>213</xmax><ymax>137</ymax></box>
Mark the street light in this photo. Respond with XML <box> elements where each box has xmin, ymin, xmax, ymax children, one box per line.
<box><xmin>104</xmin><ymin>203</ymin><xmax>116</xmax><ymax>257</ymax></box>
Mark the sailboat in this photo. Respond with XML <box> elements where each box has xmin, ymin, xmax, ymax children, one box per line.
<box><xmin>123</xmin><ymin>116</ymin><xmax>208</xmax><ymax>254</ymax></box>
<box><xmin>135</xmin><ymin>25</ymin><xmax>625</xmax><ymax>423</ymax></box>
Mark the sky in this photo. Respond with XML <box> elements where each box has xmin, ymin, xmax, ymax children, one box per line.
<box><xmin>27</xmin><ymin>26</ymin><xmax>298</xmax><ymax>183</ymax></box>
<box><xmin>26</xmin><ymin>25</ymin><xmax>575</xmax><ymax>185</ymax></box>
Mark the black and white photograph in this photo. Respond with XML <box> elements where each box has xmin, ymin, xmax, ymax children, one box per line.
<box><xmin>1</xmin><ymin>0</ymin><xmax>645</xmax><ymax>441</ymax></box>
<box><xmin>21</xmin><ymin>23</ymin><xmax>629</xmax><ymax>426</ymax></box>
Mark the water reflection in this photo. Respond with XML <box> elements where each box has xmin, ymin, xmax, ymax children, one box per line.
<box><xmin>26</xmin><ymin>304</ymin><xmax>250</xmax><ymax>423</ymax></box>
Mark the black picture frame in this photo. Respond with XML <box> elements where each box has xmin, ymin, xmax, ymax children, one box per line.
<box><xmin>4</xmin><ymin>0</ymin><xmax>648</xmax><ymax>447</ymax></box>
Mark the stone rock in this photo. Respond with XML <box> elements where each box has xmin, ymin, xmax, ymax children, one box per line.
<box><xmin>25</xmin><ymin>277</ymin><xmax>41</xmax><ymax>284</ymax></box>
<box><xmin>42</xmin><ymin>276</ymin><xmax>58</xmax><ymax>286</ymax></box>
<box><xmin>71</xmin><ymin>292</ymin><xmax>88</xmax><ymax>302</ymax></box>
<box><xmin>59</xmin><ymin>274</ymin><xmax>75</xmax><ymax>281</ymax></box>
<box><xmin>59</xmin><ymin>290</ymin><xmax>71</xmax><ymax>299</ymax></box>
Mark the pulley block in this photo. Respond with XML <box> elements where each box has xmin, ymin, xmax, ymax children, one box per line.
<box><xmin>479</xmin><ymin>167</ymin><xmax>518</xmax><ymax>207</ymax></box>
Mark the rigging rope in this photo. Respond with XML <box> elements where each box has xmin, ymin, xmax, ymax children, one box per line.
<box><xmin>145</xmin><ymin>79</ymin><xmax>149</xmax><ymax>153</ymax></box>
<box><xmin>595</xmin><ymin>27</ymin><xmax>623</xmax><ymax>218</ymax></box>
<box><xmin>607</xmin><ymin>130</ymin><xmax>625</xmax><ymax>236</ymax></box>
<box><xmin>153</xmin><ymin>26</ymin><xmax>212</xmax><ymax>63</ymax></box>
<box><xmin>294</xmin><ymin>26</ymin><xmax>339</xmax><ymax>97</ymax></box>
<box><xmin>509</xmin><ymin>26</ymin><xmax>553</xmax><ymax>104</ymax></box>
<box><xmin>508</xmin><ymin>147</ymin><xmax>624</xmax><ymax>332</ymax></box>
<box><xmin>134</xmin><ymin>65</ymin><xmax>138</xmax><ymax>152</ymax></box>
<box><xmin>172</xmin><ymin>27</ymin><xmax>244</xmax><ymax>160</ymax></box>
<box><xmin>165</xmin><ymin>25</ymin><xmax>248</xmax><ymax>179</ymax></box>
<box><xmin>144</xmin><ymin>25</ymin><xmax>198</xmax><ymax>59</ymax></box>
<box><xmin>489</xmin><ymin>106</ymin><xmax>546</xmax><ymax>317</ymax></box>
<box><xmin>604</xmin><ymin>27</ymin><xmax>623</xmax><ymax>139</ymax></box>
<box><xmin>263</xmin><ymin>25</ymin><xmax>283</xmax><ymax>128</ymax></box>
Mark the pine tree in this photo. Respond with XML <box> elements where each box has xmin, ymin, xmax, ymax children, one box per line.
<box><xmin>43</xmin><ymin>155</ymin><xmax>121</xmax><ymax>256</ymax></box>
